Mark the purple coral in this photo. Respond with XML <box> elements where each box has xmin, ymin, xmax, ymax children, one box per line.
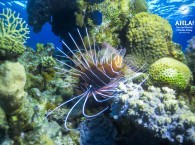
<box><xmin>111</xmin><ymin>81</ymin><xmax>195</xmax><ymax>144</ymax></box>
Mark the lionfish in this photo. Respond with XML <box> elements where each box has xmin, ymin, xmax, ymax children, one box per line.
<box><xmin>46</xmin><ymin>28</ymin><xmax>145</xmax><ymax>130</ymax></box>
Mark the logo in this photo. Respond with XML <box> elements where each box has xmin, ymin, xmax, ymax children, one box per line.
<box><xmin>175</xmin><ymin>20</ymin><xmax>194</xmax><ymax>34</ymax></box>
<box><xmin>175</xmin><ymin>21</ymin><xmax>194</xmax><ymax>26</ymax></box>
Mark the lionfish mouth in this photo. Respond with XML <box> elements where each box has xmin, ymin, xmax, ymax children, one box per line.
<box><xmin>45</xmin><ymin>28</ymin><xmax>132</xmax><ymax>130</ymax></box>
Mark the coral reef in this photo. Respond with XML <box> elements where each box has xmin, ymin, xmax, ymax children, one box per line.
<box><xmin>111</xmin><ymin>81</ymin><xmax>195</xmax><ymax>144</ymax></box>
<box><xmin>18</xmin><ymin>43</ymin><xmax>56</xmax><ymax>89</ymax></box>
<box><xmin>133</xmin><ymin>0</ymin><xmax>148</xmax><ymax>13</ymax></box>
<box><xmin>189</xmin><ymin>85</ymin><xmax>195</xmax><ymax>112</ymax></box>
<box><xmin>82</xmin><ymin>0</ymin><xmax>134</xmax><ymax>46</ymax></box>
<box><xmin>186</xmin><ymin>36</ymin><xmax>195</xmax><ymax>85</ymax></box>
<box><xmin>125</xmin><ymin>12</ymin><xmax>185</xmax><ymax>69</ymax></box>
<box><xmin>186</xmin><ymin>36</ymin><xmax>195</xmax><ymax>52</ymax></box>
<box><xmin>80</xmin><ymin>0</ymin><xmax>147</xmax><ymax>46</ymax></box>
<box><xmin>148</xmin><ymin>57</ymin><xmax>192</xmax><ymax>90</ymax></box>
<box><xmin>27</xmin><ymin>0</ymin><xmax>77</xmax><ymax>38</ymax></box>
<box><xmin>0</xmin><ymin>106</ymin><xmax>8</xmax><ymax>131</ymax></box>
<box><xmin>40</xmin><ymin>56</ymin><xmax>57</xmax><ymax>83</ymax></box>
<box><xmin>0</xmin><ymin>8</ymin><xmax>29</xmax><ymax>59</ymax></box>
<box><xmin>1</xmin><ymin>1</ymin><xmax>194</xmax><ymax>145</ymax></box>
<box><xmin>0</xmin><ymin>60</ymin><xmax>35</xmax><ymax>143</ymax></box>
<box><xmin>27</xmin><ymin>0</ymin><xmax>148</xmax><ymax>46</ymax></box>
<box><xmin>41</xmin><ymin>56</ymin><xmax>56</xmax><ymax>69</ymax></box>
<box><xmin>0</xmin><ymin>61</ymin><xmax>28</xmax><ymax>115</ymax></box>
<box><xmin>19</xmin><ymin>119</ymin><xmax>80</xmax><ymax>145</ymax></box>
<box><xmin>79</xmin><ymin>115</ymin><xmax>117</xmax><ymax>145</ymax></box>
<box><xmin>0</xmin><ymin>44</ymin><xmax>81</xmax><ymax>144</ymax></box>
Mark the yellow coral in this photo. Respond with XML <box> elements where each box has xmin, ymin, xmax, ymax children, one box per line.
<box><xmin>149</xmin><ymin>57</ymin><xmax>192</xmax><ymax>90</ymax></box>
<box><xmin>125</xmin><ymin>12</ymin><xmax>185</xmax><ymax>70</ymax></box>
<box><xmin>0</xmin><ymin>8</ymin><xmax>30</xmax><ymax>58</ymax></box>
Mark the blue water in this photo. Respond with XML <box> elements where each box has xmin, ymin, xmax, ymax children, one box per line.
<box><xmin>0</xmin><ymin>0</ymin><xmax>62</xmax><ymax>48</ymax></box>
<box><xmin>148</xmin><ymin>0</ymin><xmax>195</xmax><ymax>51</ymax></box>
<box><xmin>0</xmin><ymin>0</ymin><xmax>194</xmax><ymax>51</ymax></box>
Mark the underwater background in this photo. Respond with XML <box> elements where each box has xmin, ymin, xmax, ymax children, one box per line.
<box><xmin>0</xmin><ymin>0</ymin><xmax>194</xmax><ymax>50</ymax></box>
<box><xmin>0</xmin><ymin>0</ymin><xmax>195</xmax><ymax>145</ymax></box>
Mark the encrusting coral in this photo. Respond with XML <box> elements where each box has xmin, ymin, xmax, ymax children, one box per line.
<box><xmin>0</xmin><ymin>8</ymin><xmax>29</xmax><ymax>59</ymax></box>
<box><xmin>125</xmin><ymin>12</ymin><xmax>185</xmax><ymax>69</ymax></box>
<box><xmin>111</xmin><ymin>81</ymin><xmax>195</xmax><ymax>144</ymax></box>
<box><xmin>148</xmin><ymin>57</ymin><xmax>192</xmax><ymax>90</ymax></box>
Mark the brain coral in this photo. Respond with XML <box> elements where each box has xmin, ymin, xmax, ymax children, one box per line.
<box><xmin>126</xmin><ymin>12</ymin><xmax>184</xmax><ymax>69</ymax></box>
<box><xmin>0</xmin><ymin>8</ymin><xmax>29</xmax><ymax>59</ymax></box>
<box><xmin>148</xmin><ymin>57</ymin><xmax>192</xmax><ymax>90</ymax></box>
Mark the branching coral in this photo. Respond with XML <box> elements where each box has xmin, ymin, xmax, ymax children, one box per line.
<box><xmin>0</xmin><ymin>8</ymin><xmax>29</xmax><ymax>58</ymax></box>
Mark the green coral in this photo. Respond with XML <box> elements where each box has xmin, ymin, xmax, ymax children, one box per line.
<box><xmin>40</xmin><ymin>56</ymin><xmax>56</xmax><ymax>83</ymax></box>
<box><xmin>126</xmin><ymin>12</ymin><xmax>185</xmax><ymax>69</ymax></box>
<box><xmin>36</xmin><ymin>43</ymin><xmax>44</xmax><ymax>53</ymax></box>
<box><xmin>41</xmin><ymin>56</ymin><xmax>56</xmax><ymax>69</ymax></box>
<box><xmin>168</xmin><ymin>42</ymin><xmax>186</xmax><ymax>63</ymax></box>
<box><xmin>148</xmin><ymin>57</ymin><xmax>192</xmax><ymax>90</ymax></box>
<box><xmin>0</xmin><ymin>8</ymin><xmax>29</xmax><ymax>59</ymax></box>
<box><xmin>134</xmin><ymin>0</ymin><xmax>148</xmax><ymax>13</ymax></box>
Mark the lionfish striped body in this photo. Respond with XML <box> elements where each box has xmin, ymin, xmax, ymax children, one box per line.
<box><xmin>46</xmin><ymin>28</ymin><xmax>128</xmax><ymax>130</ymax></box>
